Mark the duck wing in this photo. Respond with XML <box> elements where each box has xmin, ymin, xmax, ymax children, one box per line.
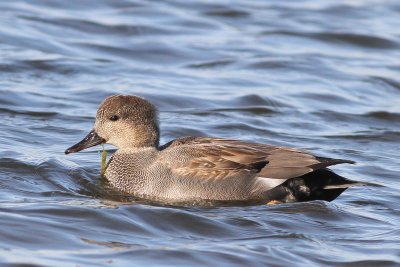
<box><xmin>159</xmin><ymin>137</ymin><xmax>354</xmax><ymax>187</ymax></box>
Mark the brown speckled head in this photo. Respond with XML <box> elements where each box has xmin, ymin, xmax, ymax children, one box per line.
<box><xmin>94</xmin><ymin>95</ymin><xmax>160</xmax><ymax>149</ymax></box>
<box><xmin>65</xmin><ymin>94</ymin><xmax>159</xmax><ymax>154</ymax></box>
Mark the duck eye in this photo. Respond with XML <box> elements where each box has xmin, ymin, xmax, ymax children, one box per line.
<box><xmin>110</xmin><ymin>115</ymin><xmax>119</xmax><ymax>121</ymax></box>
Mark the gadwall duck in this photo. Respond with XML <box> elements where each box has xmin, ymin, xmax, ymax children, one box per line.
<box><xmin>65</xmin><ymin>95</ymin><xmax>362</xmax><ymax>205</ymax></box>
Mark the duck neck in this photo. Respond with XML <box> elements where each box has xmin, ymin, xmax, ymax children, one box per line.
<box><xmin>132</xmin><ymin>124</ymin><xmax>160</xmax><ymax>149</ymax></box>
<box><xmin>112</xmin><ymin>124</ymin><xmax>160</xmax><ymax>151</ymax></box>
<box><xmin>116</xmin><ymin>146</ymin><xmax>158</xmax><ymax>154</ymax></box>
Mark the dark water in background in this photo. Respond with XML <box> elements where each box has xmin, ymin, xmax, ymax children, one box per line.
<box><xmin>0</xmin><ymin>0</ymin><xmax>399</xmax><ymax>266</ymax></box>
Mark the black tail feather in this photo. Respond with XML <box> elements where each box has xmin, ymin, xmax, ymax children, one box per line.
<box><xmin>265</xmin><ymin>169</ymin><xmax>361</xmax><ymax>203</ymax></box>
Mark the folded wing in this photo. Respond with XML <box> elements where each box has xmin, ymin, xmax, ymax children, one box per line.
<box><xmin>160</xmin><ymin>137</ymin><xmax>354</xmax><ymax>188</ymax></box>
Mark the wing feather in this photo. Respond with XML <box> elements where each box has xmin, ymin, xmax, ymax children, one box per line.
<box><xmin>160</xmin><ymin>137</ymin><xmax>354</xmax><ymax>184</ymax></box>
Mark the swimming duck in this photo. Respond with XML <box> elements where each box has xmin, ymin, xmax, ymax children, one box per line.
<box><xmin>65</xmin><ymin>95</ymin><xmax>361</xmax><ymax>205</ymax></box>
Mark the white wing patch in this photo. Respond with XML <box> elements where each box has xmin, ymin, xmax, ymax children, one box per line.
<box><xmin>256</xmin><ymin>177</ymin><xmax>288</xmax><ymax>190</ymax></box>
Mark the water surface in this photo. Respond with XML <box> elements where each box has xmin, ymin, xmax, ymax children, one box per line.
<box><xmin>0</xmin><ymin>0</ymin><xmax>399</xmax><ymax>266</ymax></box>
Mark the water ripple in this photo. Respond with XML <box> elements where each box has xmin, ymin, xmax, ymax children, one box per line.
<box><xmin>0</xmin><ymin>0</ymin><xmax>399</xmax><ymax>266</ymax></box>
<box><xmin>263</xmin><ymin>30</ymin><xmax>399</xmax><ymax>49</ymax></box>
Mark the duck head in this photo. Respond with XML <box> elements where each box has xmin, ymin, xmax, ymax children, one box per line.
<box><xmin>65</xmin><ymin>95</ymin><xmax>160</xmax><ymax>154</ymax></box>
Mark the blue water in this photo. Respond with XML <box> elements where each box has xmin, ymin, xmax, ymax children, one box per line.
<box><xmin>0</xmin><ymin>0</ymin><xmax>399</xmax><ymax>266</ymax></box>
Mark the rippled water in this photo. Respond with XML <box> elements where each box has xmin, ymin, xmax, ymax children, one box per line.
<box><xmin>0</xmin><ymin>0</ymin><xmax>399</xmax><ymax>266</ymax></box>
